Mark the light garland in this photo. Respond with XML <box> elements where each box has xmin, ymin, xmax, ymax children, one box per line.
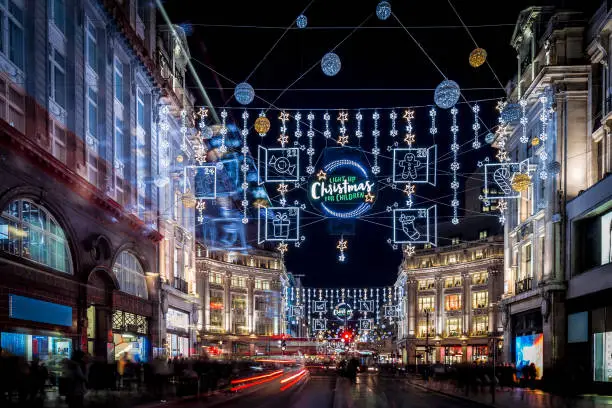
<box><xmin>472</xmin><ymin>104</ymin><xmax>481</xmax><ymax>149</ymax></box>
<box><xmin>180</xmin><ymin>109</ymin><xmax>189</xmax><ymax>155</ymax></box>
<box><xmin>323</xmin><ymin>111</ymin><xmax>331</xmax><ymax>139</ymax></box>
<box><xmin>403</xmin><ymin>109</ymin><xmax>415</xmax><ymax>146</ymax></box>
<box><xmin>337</xmin><ymin>110</ymin><xmax>349</xmax><ymax>146</ymax></box>
<box><xmin>450</xmin><ymin>107</ymin><xmax>460</xmax><ymax>225</ymax></box>
<box><xmin>278</xmin><ymin>111</ymin><xmax>289</xmax><ymax>147</ymax></box>
<box><xmin>158</xmin><ymin>105</ymin><xmax>170</xmax><ymax>170</ymax></box>
<box><xmin>495</xmin><ymin>100</ymin><xmax>510</xmax><ymax>224</ymax></box>
<box><xmin>337</xmin><ymin>237</ymin><xmax>348</xmax><ymax>262</ymax></box>
<box><xmin>356</xmin><ymin>111</ymin><xmax>363</xmax><ymax>139</ymax></box>
<box><xmin>241</xmin><ymin>110</ymin><xmax>249</xmax><ymax>224</ymax></box>
<box><xmin>219</xmin><ymin>109</ymin><xmax>228</xmax><ymax>153</ymax></box>
<box><xmin>519</xmin><ymin>98</ymin><xmax>528</xmax><ymax>143</ymax></box>
<box><xmin>372</xmin><ymin>111</ymin><xmax>381</xmax><ymax>174</ymax></box>
<box><xmin>376</xmin><ymin>288</ymin><xmax>380</xmax><ymax>324</ymax></box>
<box><xmin>306</xmin><ymin>112</ymin><xmax>315</xmax><ymax>174</ymax></box>
<box><xmin>429</xmin><ymin>107</ymin><xmax>437</xmax><ymax>137</ymax></box>
<box><xmin>390</xmin><ymin>110</ymin><xmax>398</xmax><ymax>143</ymax></box>
<box><xmin>294</xmin><ymin>111</ymin><xmax>302</xmax><ymax>146</ymax></box>
<box><xmin>538</xmin><ymin>94</ymin><xmax>551</xmax><ymax>180</ymax></box>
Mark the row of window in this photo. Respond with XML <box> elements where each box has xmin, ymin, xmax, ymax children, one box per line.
<box><xmin>417</xmin><ymin>292</ymin><xmax>489</xmax><ymax>312</ymax></box>
<box><xmin>417</xmin><ymin>315</ymin><xmax>489</xmax><ymax>338</ymax></box>
<box><xmin>208</xmin><ymin>272</ymin><xmax>271</xmax><ymax>290</ymax></box>
<box><xmin>417</xmin><ymin>273</ymin><xmax>489</xmax><ymax>291</ymax></box>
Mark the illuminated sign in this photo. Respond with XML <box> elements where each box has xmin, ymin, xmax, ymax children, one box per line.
<box><xmin>333</xmin><ymin>302</ymin><xmax>354</xmax><ymax>321</ymax></box>
<box><xmin>309</xmin><ymin>157</ymin><xmax>376</xmax><ymax>218</ymax></box>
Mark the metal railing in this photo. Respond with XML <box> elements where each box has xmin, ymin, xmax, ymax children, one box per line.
<box><xmin>173</xmin><ymin>276</ymin><xmax>189</xmax><ymax>294</ymax></box>
<box><xmin>515</xmin><ymin>277</ymin><xmax>533</xmax><ymax>294</ymax></box>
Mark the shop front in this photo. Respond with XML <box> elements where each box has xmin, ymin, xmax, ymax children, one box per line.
<box><xmin>166</xmin><ymin>307</ymin><xmax>191</xmax><ymax>357</ymax></box>
<box><xmin>511</xmin><ymin>310</ymin><xmax>543</xmax><ymax>379</ymax></box>
<box><xmin>111</xmin><ymin>309</ymin><xmax>149</xmax><ymax>362</ymax></box>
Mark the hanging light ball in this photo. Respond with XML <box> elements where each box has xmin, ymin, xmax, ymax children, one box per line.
<box><xmin>176</xmin><ymin>155</ymin><xmax>184</xmax><ymax>163</ymax></box>
<box><xmin>469</xmin><ymin>48</ymin><xmax>487</xmax><ymax>68</ymax></box>
<box><xmin>182</xmin><ymin>191</ymin><xmax>197</xmax><ymax>208</ymax></box>
<box><xmin>376</xmin><ymin>1</ymin><xmax>391</xmax><ymax>20</ymax></box>
<box><xmin>548</xmin><ymin>161</ymin><xmax>561</xmax><ymax>175</ymax></box>
<box><xmin>201</xmin><ymin>125</ymin><xmax>213</xmax><ymax>140</ymax></box>
<box><xmin>531</xmin><ymin>136</ymin><xmax>540</xmax><ymax>146</ymax></box>
<box><xmin>234</xmin><ymin>82</ymin><xmax>255</xmax><ymax>105</ymax></box>
<box><xmin>484</xmin><ymin>132</ymin><xmax>495</xmax><ymax>144</ymax></box>
<box><xmin>296</xmin><ymin>14</ymin><xmax>308</xmax><ymax>29</ymax></box>
<box><xmin>434</xmin><ymin>79</ymin><xmax>461</xmax><ymax>109</ymax></box>
<box><xmin>511</xmin><ymin>173</ymin><xmax>531</xmax><ymax>192</ymax></box>
<box><xmin>254</xmin><ymin>116</ymin><xmax>271</xmax><ymax>135</ymax></box>
<box><xmin>321</xmin><ymin>52</ymin><xmax>341</xmax><ymax>77</ymax></box>
<box><xmin>501</xmin><ymin>103</ymin><xmax>521</xmax><ymax>123</ymax></box>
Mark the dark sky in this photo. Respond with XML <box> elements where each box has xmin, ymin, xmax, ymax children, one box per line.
<box><xmin>162</xmin><ymin>0</ymin><xmax>601</xmax><ymax>288</ymax></box>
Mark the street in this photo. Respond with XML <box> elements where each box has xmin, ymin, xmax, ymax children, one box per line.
<box><xmin>170</xmin><ymin>373</ymin><xmax>482</xmax><ymax>408</ymax></box>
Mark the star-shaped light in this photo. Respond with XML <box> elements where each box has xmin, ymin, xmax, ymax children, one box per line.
<box><xmin>496</xmin><ymin>150</ymin><xmax>509</xmax><ymax>162</ymax></box>
<box><xmin>337</xmin><ymin>239</ymin><xmax>348</xmax><ymax>251</ymax></box>
<box><xmin>279</xmin><ymin>111</ymin><xmax>290</xmax><ymax>121</ymax></box>
<box><xmin>277</xmin><ymin>183</ymin><xmax>289</xmax><ymax>194</ymax></box>
<box><xmin>337</xmin><ymin>135</ymin><xmax>349</xmax><ymax>146</ymax></box>
<box><xmin>364</xmin><ymin>192</ymin><xmax>375</xmax><ymax>203</ymax></box>
<box><xmin>316</xmin><ymin>170</ymin><xmax>327</xmax><ymax>181</ymax></box>
<box><xmin>404</xmin><ymin>133</ymin><xmax>416</xmax><ymax>145</ymax></box>
<box><xmin>402</xmin><ymin>109</ymin><xmax>415</xmax><ymax>121</ymax></box>
<box><xmin>278</xmin><ymin>134</ymin><xmax>289</xmax><ymax>146</ymax></box>
<box><xmin>497</xmin><ymin>199</ymin><xmax>508</xmax><ymax>212</ymax></box>
<box><xmin>404</xmin><ymin>244</ymin><xmax>416</xmax><ymax>257</ymax></box>
<box><xmin>277</xmin><ymin>242</ymin><xmax>288</xmax><ymax>254</ymax></box>
<box><xmin>337</xmin><ymin>111</ymin><xmax>349</xmax><ymax>122</ymax></box>
<box><xmin>403</xmin><ymin>184</ymin><xmax>415</xmax><ymax>196</ymax></box>
<box><xmin>338</xmin><ymin>253</ymin><xmax>346</xmax><ymax>262</ymax></box>
<box><xmin>198</xmin><ymin>107</ymin><xmax>209</xmax><ymax>118</ymax></box>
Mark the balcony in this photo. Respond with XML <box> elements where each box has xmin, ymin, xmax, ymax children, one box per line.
<box><xmin>515</xmin><ymin>277</ymin><xmax>533</xmax><ymax>294</ymax></box>
<box><xmin>173</xmin><ymin>276</ymin><xmax>189</xmax><ymax>294</ymax></box>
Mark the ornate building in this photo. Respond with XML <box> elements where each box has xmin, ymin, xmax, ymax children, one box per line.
<box><xmin>195</xmin><ymin>243</ymin><xmax>289</xmax><ymax>356</ymax></box>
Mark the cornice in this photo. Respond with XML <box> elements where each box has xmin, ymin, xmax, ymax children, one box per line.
<box><xmin>196</xmin><ymin>257</ymin><xmax>284</xmax><ymax>278</ymax></box>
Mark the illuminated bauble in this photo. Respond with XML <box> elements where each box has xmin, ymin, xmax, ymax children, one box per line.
<box><xmin>254</xmin><ymin>116</ymin><xmax>271</xmax><ymax>135</ymax></box>
<box><xmin>531</xmin><ymin>136</ymin><xmax>540</xmax><ymax>146</ymax></box>
<box><xmin>201</xmin><ymin>125</ymin><xmax>213</xmax><ymax>139</ymax></box>
<box><xmin>548</xmin><ymin>161</ymin><xmax>561</xmax><ymax>175</ymax></box>
<box><xmin>485</xmin><ymin>132</ymin><xmax>495</xmax><ymax>144</ymax></box>
<box><xmin>376</xmin><ymin>1</ymin><xmax>391</xmax><ymax>20</ymax></box>
<box><xmin>296</xmin><ymin>14</ymin><xmax>307</xmax><ymax>28</ymax></box>
<box><xmin>501</xmin><ymin>103</ymin><xmax>521</xmax><ymax>123</ymax></box>
<box><xmin>182</xmin><ymin>191</ymin><xmax>197</xmax><ymax>208</ymax></box>
<box><xmin>153</xmin><ymin>175</ymin><xmax>170</xmax><ymax>188</ymax></box>
<box><xmin>176</xmin><ymin>155</ymin><xmax>184</xmax><ymax>163</ymax></box>
<box><xmin>234</xmin><ymin>82</ymin><xmax>255</xmax><ymax>105</ymax></box>
<box><xmin>321</xmin><ymin>52</ymin><xmax>341</xmax><ymax>77</ymax></box>
<box><xmin>511</xmin><ymin>173</ymin><xmax>531</xmax><ymax>192</ymax></box>
<box><xmin>434</xmin><ymin>80</ymin><xmax>460</xmax><ymax>109</ymax></box>
<box><xmin>469</xmin><ymin>48</ymin><xmax>487</xmax><ymax>68</ymax></box>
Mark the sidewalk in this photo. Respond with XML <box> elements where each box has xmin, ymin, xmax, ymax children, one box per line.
<box><xmin>408</xmin><ymin>376</ymin><xmax>612</xmax><ymax>408</ymax></box>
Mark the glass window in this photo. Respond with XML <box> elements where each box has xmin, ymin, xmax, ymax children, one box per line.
<box><xmin>472</xmin><ymin>291</ymin><xmax>488</xmax><ymax>309</ymax></box>
<box><xmin>2</xmin><ymin>0</ymin><xmax>25</xmax><ymax>70</ymax></box>
<box><xmin>255</xmin><ymin>279</ymin><xmax>270</xmax><ymax>290</ymax></box>
<box><xmin>472</xmin><ymin>272</ymin><xmax>488</xmax><ymax>285</ymax></box>
<box><xmin>418</xmin><ymin>296</ymin><xmax>434</xmax><ymax>312</ymax></box>
<box><xmin>231</xmin><ymin>294</ymin><xmax>247</xmax><ymax>334</ymax></box>
<box><xmin>114</xmin><ymin>117</ymin><xmax>124</xmax><ymax>177</ymax></box>
<box><xmin>0</xmin><ymin>199</ymin><xmax>72</xmax><ymax>273</ymax></box>
<box><xmin>444</xmin><ymin>276</ymin><xmax>462</xmax><ymax>288</ymax></box>
<box><xmin>418</xmin><ymin>279</ymin><xmax>435</xmax><ymax>291</ymax></box>
<box><xmin>417</xmin><ymin>320</ymin><xmax>435</xmax><ymax>338</ymax></box>
<box><xmin>1</xmin><ymin>332</ymin><xmax>72</xmax><ymax>363</ymax></box>
<box><xmin>112</xmin><ymin>251</ymin><xmax>148</xmax><ymax>299</ymax></box>
<box><xmin>137</xmin><ymin>88</ymin><xmax>145</xmax><ymax>128</ymax></box>
<box><xmin>209</xmin><ymin>290</ymin><xmax>223</xmax><ymax>330</ymax></box>
<box><xmin>444</xmin><ymin>294</ymin><xmax>461</xmax><ymax>311</ymax></box>
<box><xmin>451</xmin><ymin>237</ymin><xmax>460</xmax><ymax>245</ymax></box>
<box><xmin>473</xmin><ymin>316</ymin><xmax>489</xmax><ymax>336</ymax></box>
<box><xmin>479</xmin><ymin>230</ymin><xmax>488</xmax><ymax>239</ymax></box>
<box><xmin>166</xmin><ymin>308</ymin><xmax>189</xmax><ymax>331</ymax></box>
<box><xmin>208</xmin><ymin>272</ymin><xmax>223</xmax><ymax>285</ymax></box>
<box><xmin>51</xmin><ymin>0</ymin><xmax>65</xmax><ymax>34</ymax></box>
<box><xmin>231</xmin><ymin>276</ymin><xmax>246</xmax><ymax>288</ymax></box>
<box><xmin>86</xmin><ymin>87</ymin><xmax>97</xmax><ymax>138</ymax></box>
<box><xmin>114</xmin><ymin>57</ymin><xmax>123</xmax><ymax>103</ymax></box>
<box><xmin>446</xmin><ymin>318</ymin><xmax>461</xmax><ymax>337</ymax></box>
<box><xmin>85</xmin><ymin>18</ymin><xmax>96</xmax><ymax>70</ymax></box>
<box><xmin>50</xmin><ymin>49</ymin><xmax>66</xmax><ymax>108</ymax></box>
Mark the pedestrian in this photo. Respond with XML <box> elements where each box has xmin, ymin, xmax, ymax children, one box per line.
<box><xmin>64</xmin><ymin>350</ymin><xmax>87</xmax><ymax>408</ymax></box>
<box><xmin>117</xmin><ymin>352</ymin><xmax>129</xmax><ymax>389</ymax></box>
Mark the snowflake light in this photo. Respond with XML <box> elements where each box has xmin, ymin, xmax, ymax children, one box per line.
<box><xmin>240</xmin><ymin>110</ymin><xmax>249</xmax><ymax>223</ymax></box>
<box><xmin>434</xmin><ymin>80</ymin><xmax>460</xmax><ymax>109</ymax></box>
<box><xmin>306</xmin><ymin>112</ymin><xmax>315</xmax><ymax>174</ymax></box>
<box><xmin>321</xmin><ymin>52</ymin><xmax>341</xmax><ymax>77</ymax></box>
<box><xmin>234</xmin><ymin>82</ymin><xmax>255</xmax><ymax>105</ymax></box>
<box><xmin>450</xmin><ymin>107</ymin><xmax>460</xmax><ymax>224</ymax></box>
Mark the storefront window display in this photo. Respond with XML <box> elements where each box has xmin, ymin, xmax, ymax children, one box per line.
<box><xmin>113</xmin><ymin>333</ymin><xmax>148</xmax><ymax>362</ymax></box>
<box><xmin>515</xmin><ymin>333</ymin><xmax>543</xmax><ymax>379</ymax></box>
<box><xmin>593</xmin><ymin>331</ymin><xmax>612</xmax><ymax>382</ymax></box>
<box><xmin>166</xmin><ymin>333</ymin><xmax>189</xmax><ymax>357</ymax></box>
<box><xmin>231</xmin><ymin>294</ymin><xmax>247</xmax><ymax>335</ymax></box>
<box><xmin>210</xmin><ymin>290</ymin><xmax>224</xmax><ymax>331</ymax></box>
<box><xmin>166</xmin><ymin>308</ymin><xmax>190</xmax><ymax>357</ymax></box>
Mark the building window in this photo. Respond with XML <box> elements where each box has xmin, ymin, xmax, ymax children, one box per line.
<box><xmin>50</xmin><ymin>0</ymin><xmax>65</xmax><ymax>33</ymax></box>
<box><xmin>446</xmin><ymin>317</ymin><xmax>461</xmax><ymax>337</ymax></box>
<box><xmin>50</xmin><ymin>122</ymin><xmax>66</xmax><ymax>163</ymax></box>
<box><xmin>114</xmin><ymin>117</ymin><xmax>124</xmax><ymax>178</ymax></box>
<box><xmin>444</xmin><ymin>294</ymin><xmax>461</xmax><ymax>311</ymax></box>
<box><xmin>208</xmin><ymin>273</ymin><xmax>222</xmax><ymax>285</ymax></box>
<box><xmin>522</xmin><ymin>242</ymin><xmax>532</xmax><ymax>280</ymax></box>
<box><xmin>472</xmin><ymin>272</ymin><xmax>488</xmax><ymax>285</ymax></box>
<box><xmin>0</xmin><ymin>75</ymin><xmax>25</xmax><ymax>133</ymax></box>
<box><xmin>474</xmin><ymin>249</ymin><xmax>484</xmax><ymax>260</ymax></box>
<box><xmin>0</xmin><ymin>199</ymin><xmax>72</xmax><ymax>273</ymax></box>
<box><xmin>85</xmin><ymin>17</ymin><xmax>96</xmax><ymax>70</ymax></box>
<box><xmin>255</xmin><ymin>279</ymin><xmax>270</xmax><ymax>291</ymax></box>
<box><xmin>137</xmin><ymin>88</ymin><xmax>145</xmax><ymax>129</ymax></box>
<box><xmin>596</xmin><ymin>139</ymin><xmax>604</xmax><ymax>181</ymax></box>
<box><xmin>473</xmin><ymin>315</ymin><xmax>489</xmax><ymax>336</ymax></box>
<box><xmin>444</xmin><ymin>276</ymin><xmax>462</xmax><ymax>288</ymax></box>
<box><xmin>479</xmin><ymin>230</ymin><xmax>488</xmax><ymax>240</ymax></box>
<box><xmin>417</xmin><ymin>320</ymin><xmax>435</xmax><ymax>338</ymax></box>
<box><xmin>418</xmin><ymin>279</ymin><xmax>435</xmax><ymax>291</ymax></box>
<box><xmin>451</xmin><ymin>236</ymin><xmax>460</xmax><ymax>245</ymax></box>
<box><xmin>209</xmin><ymin>290</ymin><xmax>223</xmax><ymax>330</ymax></box>
<box><xmin>86</xmin><ymin>87</ymin><xmax>97</xmax><ymax>139</ymax></box>
<box><xmin>50</xmin><ymin>48</ymin><xmax>66</xmax><ymax>109</ymax></box>
<box><xmin>231</xmin><ymin>294</ymin><xmax>247</xmax><ymax>335</ymax></box>
<box><xmin>1</xmin><ymin>0</ymin><xmax>24</xmax><ymax>70</ymax></box>
<box><xmin>424</xmin><ymin>243</ymin><xmax>432</xmax><ymax>249</ymax></box>
<box><xmin>114</xmin><ymin>57</ymin><xmax>123</xmax><ymax>103</ymax></box>
<box><xmin>112</xmin><ymin>251</ymin><xmax>148</xmax><ymax>299</ymax></box>
<box><xmin>472</xmin><ymin>291</ymin><xmax>488</xmax><ymax>309</ymax></box>
<box><xmin>417</xmin><ymin>296</ymin><xmax>434</xmax><ymax>312</ymax></box>
<box><xmin>231</xmin><ymin>276</ymin><xmax>246</xmax><ymax>288</ymax></box>
<box><xmin>448</xmin><ymin>254</ymin><xmax>457</xmax><ymax>264</ymax></box>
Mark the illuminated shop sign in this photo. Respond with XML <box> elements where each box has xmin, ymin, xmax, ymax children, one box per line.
<box><xmin>309</xmin><ymin>157</ymin><xmax>376</xmax><ymax>218</ymax></box>
<box><xmin>333</xmin><ymin>302</ymin><xmax>354</xmax><ymax>321</ymax></box>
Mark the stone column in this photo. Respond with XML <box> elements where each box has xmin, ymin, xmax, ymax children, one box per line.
<box><xmin>224</xmin><ymin>272</ymin><xmax>232</xmax><ymax>333</ymax></box>
<box><xmin>462</xmin><ymin>271</ymin><xmax>471</xmax><ymax>336</ymax></box>
<box><xmin>435</xmin><ymin>275</ymin><xmax>443</xmax><ymax>335</ymax></box>
<box><xmin>407</xmin><ymin>279</ymin><xmax>417</xmax><ymax>337</ymax></box>
<box><xmin>247</xmin><ymin>276</ymin><xmax>254</xmax><ymax>334</ymax></box>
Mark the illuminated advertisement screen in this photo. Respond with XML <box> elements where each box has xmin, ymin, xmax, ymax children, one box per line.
<box><xmin>601</xmin><ymin>210</ymin><xmax>612</xmax><ymax>266</ymax></box>
<box><xmin>515</xmin><ymin>333</ymin><xmax>543</xmax><ymax>379</ymax></box>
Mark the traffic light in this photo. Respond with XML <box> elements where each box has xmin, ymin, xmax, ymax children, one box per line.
<box><xmin>281</xmin><ymin>339</ymin><xmax>286</xmax><ymax>351</ymax></box>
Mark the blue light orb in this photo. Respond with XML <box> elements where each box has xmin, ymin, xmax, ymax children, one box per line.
<box><xmin>376</xmin><ymin>1</ymin><xmax>391</xmax><ymax>20</ymax></box>
<box><xmin>484</xmin><ymin>132</ymin><xmax>495</xmax><ymax>144</ymax></box>
<box><xmin>501</xmin><ymin>103</ymin><xmax>521</xmax><ymax>123</ymax></box>
<box><xmin>296</xmin><ymin>14</ymin><xmax>307</xmax><ymax>29</ymax></box>
<box><xmin>548</xmin><ymin>161</ymin><xmax>561</xmax><ymax>175</ymax></box>
<box><xmin>201</xmin><ymin>125</ymin><xmax>213</xmax><ymax>139</ymax></box>
<box><xmin>321</xmin><ymin>52</ymin><xmax>341</xmax><ymax>77</ymax></box>
<box><xmin>234</xmin><ymin>82</ymin><xmax>255</xmax><ymax>105</ymax></box>
<box><xmin>434</xmin><ymin>80</ymin><xmax>460</xmax><ymax>109</ymax></box>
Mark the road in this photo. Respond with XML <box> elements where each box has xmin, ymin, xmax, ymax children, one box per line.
<box><xmin>171</xmin><ymin>372</ymin><xmax>483</xmax><ymax>408</ymax></box>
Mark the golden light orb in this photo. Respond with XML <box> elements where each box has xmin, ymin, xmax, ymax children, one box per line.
<box><xmin>182</xmin><ymin>191</ymin><xmax>197</xmax><ymax>208</ymax></box>
<box><xmin>469</xmin><ymin>48</ymin><xmax>487</xmax><ymax>68</ymax></box>
<box><xmin>176</xmin><ymin>155</ymin><xmax>184</xmax><ymax>163</ymax></box>
<box><xmin>254</xmin><ymin>116</ymin><xmax>271</xmax><ymax>135</ymax></box>
<box><xmin>511</xmin><ymin>173</ymin><xmax>531</xmax><ymax>192</ymax></box>
<box><xmin>531</xmin><ymin>137</ymin><xmax>540</xmax><ymax>146</ymax></box>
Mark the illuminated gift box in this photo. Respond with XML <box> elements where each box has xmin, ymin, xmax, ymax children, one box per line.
<box><xmin>272</xmin><ymin>213</ymin><xmax>290</xmax><ymax>238</ymax></box>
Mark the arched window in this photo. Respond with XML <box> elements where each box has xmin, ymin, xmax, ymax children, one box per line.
<box><xmin>112</xmin><ymin>251</ymin><xmax>148</xmax><ymax>299</ymax></box>
<box><xmin>0</xmin><ymin>199</ymin><xmax>72</xmax><ymax>273</ymax></box>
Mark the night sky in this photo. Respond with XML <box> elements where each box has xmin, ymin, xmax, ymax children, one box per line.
<box><xmin>163</xmin><ymin>0</ymin><xmax>601</xmax><ymax>288</ymax></box>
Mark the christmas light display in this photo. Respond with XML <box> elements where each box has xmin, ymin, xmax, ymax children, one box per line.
<box><xmin>321</xmin><ymin>52</ymin><xmax>341</xmax><ymax>77</ymax></box>
<box><xmin>241</xmin><ymin>110</ymin><xmax>249</xmax><ymax>223</ymax></box>
<box><xmin>296</xmin><ymin>14</ymin><xmax>307</xmax><ymax>29</ymax></box>
<box><xmin>306</xmin><ymin>112</ymin><xmax>315</xmax><ymax>174</ymax></box>
<box><xmin>372</xmin><ymin>111</ymin><xmax>381</xmax><ymax>174</ymax></box>
<box><xmin>450</xmin><ymin>107</ymin><xmax>460</xmax><ymax>224</ymax></box>
<box><xmin>255</xmin><ymin>113</ymin><xmax>270</xmax><ymax>136</ymax></box>
<box><xmin>472</xmin><ymin>104</ymin><xmax>481</xmax><ymax>149</ymax></box>
<box><xmin>337</xmin><ymin>237</ymin><xmax>348</xmax><ymax>262</ymax></box>
<box><xmin>219</xmin><ymin>110</ymin><xmax>228</xmax><ymax>153</ymax></box>
<box><xmin>376</xmin><ymin>1</ymin><xmax>391</xmax><ymax>20</ymax></box>
<box><xmin>519</xmin><ymin>99</ymin><xmax>528</xmax><ymax>143</ymax></box>
<box><xmin>337</xmin><ymin>110</ymin><xmax>349</xmax><ymax>146</ymax></box>
<box><xmin>294</xmin><ymin>111</ymin><xmax>302</xmax><ymax>146</ymax></box>
<box><xmin>469</xmin><ymin>48</ymin><xmax>487</xmax><ymax>68</ymax></box>
<box><xmin>434</xmin><ymin>80</ymin><xmax>460</xmax><ymax>109</ymax></box>
<box><xmin>234</xmin><ymin>82</ymin><xmax>255</xmax><ymax>105</ymax></box>
<box><xmin>278</xmin><ymin>111</ymin><xmax>289</xmax><ymax>147</ymax></box>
